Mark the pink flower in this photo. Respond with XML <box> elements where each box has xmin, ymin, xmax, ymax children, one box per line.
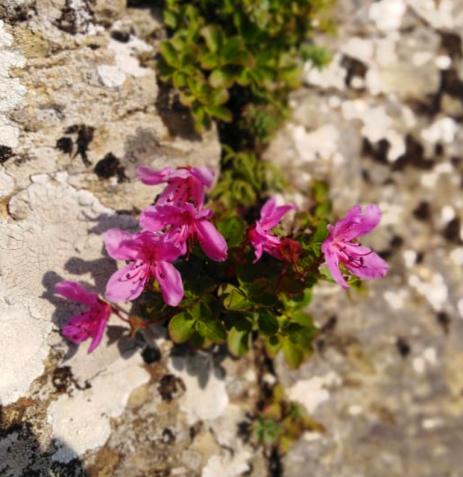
<box><xmin>321</xmin><ymin>204</ymin><xmax>389</xmax><ymax>288</ymax></box>
<box><xmin>137</xmin><ymin>165</ymin><xmax>214</xmax><ymax>207</ymax></box>
<box><xmin>140</xmin><ymin>202</ymin><xmax>228</xmax><ymax>262</ymax></box>
<box><xmin>249</xmin><ymin>197</ymin><xmax>295</xmax><ymax>262</ymax></box>
<box><xmin>55</xmin><ymin>281</ymin><xmax>111</xmax><ymax>353</ymax></box>
<box><xmin>104</xmin><ymin>229</ymin><xmax>184</xmax><ymax>305</ymax></box>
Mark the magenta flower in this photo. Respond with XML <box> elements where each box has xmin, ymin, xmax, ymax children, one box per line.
<box><xmin>55</xmin><ymin>281</ymin><xmax>111</xmax><ymax>353</ymax></box>
<box><xmin>321</xmin><ymin>204</ymin><xmax>389</xmax><ymax>288</ymax></box>
<box><xmin>140</xmin><ymin>202</ymin><xmax>228</xmax><ymax>262</ymax></box>
<box><xmin>249</xmin><ymin>197</ymin><xmax>295</xmax><ymax>262</ymax></box>
<box><xmin>138</xmin><ymin>165</ymin><xmax>214</xmax><ymax>207</ymax></box>
<box><xmin>104</xmin><ymin>229</ymin><xmax>184</xmax><ymax>305</ymax></box>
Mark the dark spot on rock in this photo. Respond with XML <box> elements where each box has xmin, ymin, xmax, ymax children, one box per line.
<box><xmin>434</xmin><ymin>143</ymin><xmax>444</xmax><ymax>156</ymax></box>
<box><xmin>87</xmin><ymin>43</ymin><xmax>101</xmax><ymax>50</ymax></box>
<box><xmin>0</xmin><ymin>145</ymin><xmax>14</xmax><ymax>163</ymax></box>
<box><xmin>442</xmin><ymin>217</ymin><xmax>461</xmax><ymax>244</ymax></box>
<box><xmin>52</xmin><ymin>366</ymin><xmax>73</xmax><ymax>393</ymax></box>
<box><xmin>392</xmin><ymin>135</ymin><xmax>434</xmax><ymax>171</ymax></box>
<box><xmin>56</xmin><ymin>137</ymin><xmax>73</xmax><ymax>155</ymax></box>
<box><xmin>436</xmin><ymin>312</ymin><xmax>451</xmax><ymax>334</ymax></box>
<box><xmin>363</xmin><ymin>138</ymin><xmax>389</xmax><ymax>164</ymax></box>
<box><xmin>413</xmin><ymin>201</ymin><xmax>431</xmax><ymax>221</ymax></box>
<box><xmin>75</xmin><ymin>125</ymin><xmax>94</xmax><ymax>166</ymax></box>
<box><xmin>416</xmin><ymin>251</ymin><xmax>425</xmax><ymax>264</ymax></box>
<box><xmin>342</xmin><ymin>55</ymin><xmax>368</xmax><ymax>88</ymax></box>
<box><xmin>390</xmin><ymin>235</ymin><xmax>404</xmax><ymax>249</ymax></box>
<box><xmin>63</xmin><ymin>124</ymin><xmax>95</xmax><ymax>166</ymax></box>
<box><xmin>237</xmin><ymin>419</ymin><xmax>252</xmax><ymax>442</ymax></box>
<box><xmin>65</xmin><ymin>125</ymin><xmax>79</xmax><ymax>134</ymax></box>
<box><xmin>55</xmin><ymin>0</ymin><xmax>93</xmax><ymax>35</ymax></box>
<box><xmin>440</xmin><ymin>31</ymin><xmax>462</xmax><ymax>59</ymax></box>
<box><xmin>94</xmin><ymin>153</ymin><xmax>127</xmax><ymax>182</ymax></box>
<box><xmin>152</xmin><ymin>470</ymin><xmax>170</xmax><ymax>477</ymax></box>
<box><xmin>269</xmin><ymin>447</ymin><xmax>283</xmax><ymax>477</ymax></box>
<box><xmin>161</xmin><ymin>428</ymin><xmax>176</xmax><ymax>444</ymax></box>
<box><xmin>157</xmin><ymin>374</ymin><xmax>185</xmax><ymax>402</ymax></box>
<box><xmin>441</xmin><ymin>68</ymin><xmax>463</xmax><ymax>98</ymax></box>
<box><xmin>52</xmin><ymin>366</ymin><xmax>90</xmax><ymax>393</ymax></box>
<box><xmin>111</xmin><ymin>30</ymin><xmax>131</xmax><ymax>43</ymax></box>
<box><xmin>142</xmin><ymin>345</ymin><xmax>161</xmax><ymax>364</ymax></box>
<box><xmin>396</xmin><ymin>337</ymin><xmax>411</xmax><ymax>358</ymax></box>
<box><xmin>189</xmin><ymin>422</ymin><xmax>202</xmax><ymax>440</ymax></box>
<box><xmin>451</xmin><ymin>156</ymin><xmax>461</xmax><ymax>167</ymax></box>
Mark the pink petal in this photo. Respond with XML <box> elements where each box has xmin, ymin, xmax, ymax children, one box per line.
<box><xmin>55</xmin><ymin>281</ymin><xmax>98</xmax><ymax>306</ymax></box>
<box><xmin>342</xmin><ymin>243</ymin><xmax>389</xmax><ymax>281</ymax></box>
<box><xmin>154</xmin><ymin>261</ymin><xmax>184</xmax><ymax>306</ymax></box>
<box><xmin>156</xmin><ymin>234</ymin><xmax>185</xmax><ymax>261</ymax></box>
<box><xmin>321</xmin><ymin>242</ymin><xmax>349</xmax><ymax>288</ymax></box>
<box><xmin>137</xmin><ymin>165</ymin><xmax>175</xmax><ymax>185</ymax></box>
<box><xmin>87</xmin><ymin>306</ymin><xmax>110</xmax><ymax>353</ymax></box>
<box><xmin>104</xmin><ymin>229</ymin><xmax>139</xmax><ymax>261</ymax></box>
<box><xmin>259</xmin><ymin>197</ymin><xmax>294</xmax><ymax>230</ymax></box>
<box><xmin>62</xmin><ymin>312</ymin><xmax>92</xmax><ymax>344</ymax></box>
<box><xmin>105</xmin><ymin>263</ymin><xmax>148</xmax><ymax>302</ymax></box>
<box><xmin>140</xmin><ymin>206</ymin><xmax>167</xmax><ymax>232</ymax></box>
<box><xmin>190</xmin><ymin>166</ymin><xmax>214</xmax><ymax>187</ymax></box>
<box><xmin>195</xmin><ymin>219</ymin><xmax>228</xmax><ymax>262</ymax></box>
<box><xmin>333</xmin><ymin>204</ymin><xmax>381</xmax><ymax>241</ymax></box>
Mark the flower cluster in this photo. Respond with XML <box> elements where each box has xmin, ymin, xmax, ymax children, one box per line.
<box><xmin>55</xmin><ymin>166</ymin><xmax>388</xmax><ymax>356</ymax></box>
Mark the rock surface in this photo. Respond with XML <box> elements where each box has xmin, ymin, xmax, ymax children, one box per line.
<box><xmin>2</xmin><ymin>0</ymin><xmax>463</xmax><ymax>476</ymax></box>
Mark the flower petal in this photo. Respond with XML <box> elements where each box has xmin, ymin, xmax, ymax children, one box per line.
<box><xmin>105</xmin><ymin>263</ymin><xmax>148</xmax><ymax>302</ymax></box>
<box><xmin>154</xmin><ymin>261</ymin><xmax>184</xmax><ymax>306</ymax></box>
<box><xmin>140</xmin><ymin>206</ymin><xmax>167</xmax><ymax>232</ymax></box>
<box><xmin>333</xmin><ymin>204</ymin><xmax>381</xmax><ymax>241</ymax></box>
<box><xmin>321</xmin><ymin>242</ymin><xmax>349</xmax><ymax>288</ymax></box>
<box><xmin>195</xmin><ymin>219</ymin><xmax>228</xmax><ymax>262</ymax></box>
<box><xmin>104</xmin><ymin>229</ymin><xmax>139</xmax><ymax>261</ymax></box>
<box><xmin>191</xmin><ymin>166</ymin><xmax>214</xmax><ymax>187</ymax></box>
<box><xmin>259</xmin><ymin>197</ymin><xmax>294</xmax><ymax>230</ymax></box>
<box><xmin>137</xmin><ymin>165</ymin><xmax>175</xmax><ymax>185</ymax></box>
<box><xmin>61</xmin><ymin>312</ymin><xmax>93</xmax><ymax>344</ymax></box>
<box><xmin>342</xmin><ymin>243</ymin><xmax>389</xmax><ymax>281</ymax></box>
<box><xmin>55</xmin><ymin>281</ymin><xmax>98</xmax><ymax>306</ymax></box>
<box><xmin>87</xmin><ymin>306</ymin><xmax>110</xmax><ymax>353</ymax></box>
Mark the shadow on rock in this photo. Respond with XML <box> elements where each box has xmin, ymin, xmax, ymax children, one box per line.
<box><xmin>169</xmin><ymin>345</ymin><xmax>227</xmax><ymax>389</ymax></box>
<box><xmin>0</xmin><ymin>415</ymin><xmax>88</xmax><ymax>477</ymax></box>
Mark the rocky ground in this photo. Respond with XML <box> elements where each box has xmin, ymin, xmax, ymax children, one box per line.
<box><xmin>1</xmin><ymin>0</ymin><xmax>463</xmax><ymax>476</ymax></box>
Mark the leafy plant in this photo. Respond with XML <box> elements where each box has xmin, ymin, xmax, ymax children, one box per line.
<box><xmin>158</xmin><ymin>0</ymin><xmax>334</xmax><ymax>140</ymax></box>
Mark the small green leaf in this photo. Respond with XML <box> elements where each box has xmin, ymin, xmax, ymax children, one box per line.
<box><xmin>206</xmin><ymin>105</ymin><xmax>233</xmax><ymax>122</ymax></box>
<box><xmin>257</xmin><ymin>311</ymin><xmax>279</xmax><ymax>336</ymax></box>
<box><xmin>217</xmin><ymin>216</ymin><xmax>246</xmax><ymax>247</ymax></box>
<box><xmin>201</xmin><ymin>25</ymin><xmax>222</xmax><ymax>52</ymax></box>
<box><xmin>283</xmin><ymin>339</ymin><xmax>303</xmax><ymax>368</ymax></box>
<box><xmin>195</xmin><ymin>318</ymin><xmax>226</xmax><ymax>342</ymax></box>
<box><xmin>222</xmin><ymin>285</ymin><xmax>251</xmax><ymax>311</ymax></box>
<box><xmin>169</xmin><ymin>312</ymin><xmax>195</xmax><ymax>343</ymax></box>
<box><xmin>159</xmin><ymin>42</ymin><xmax>179</xmax><ymax>68</ymax></box>
<box><xmin>227</xmin><ymin>327</ymin><xmax>250</xmax><ymax>357</ymax></box>
<box><xmin>209</xmin><ymin>69</ymin><xmax>236</xmax><ymax>89</ymax></box>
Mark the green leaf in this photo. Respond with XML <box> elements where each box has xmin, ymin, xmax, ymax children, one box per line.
<box><xmin>201</xmin><ymin>25</ymin><xmax>222</xmax><ymax>52</ymax></box>
<box><xmin>195</xmin><ymin>318</ymin><xmax>226</xmax><ymax>342</ymax></box>
<box><xmin>282</xmin><ymin>339</ymin><xmax>303</xmax><ymax>368</ymax></box>
<box><xmin>209</xmin><ymin>69</ymin><xmax>236</xmax><ymax>89</ymax></box>
<box><xmin>164</xmin><ymin>10</ymin><xmax>178</xmax><ymax>29</ymax></box>
<box><xmin>257</xmin><ymin>311</ymin><xmax>279</xmax><ymax>336</ymax></box>
<box><xmin>285</xmin><ymin>323</ymin><xmax>315</xmax><ymax>348</ymax></box>
<box><xmin>222</xmin><ymin>285</ymin><xmax>251</xmax><ymax>311</ymax></box>
<box><xmin>217</xmin><ymin>216</ymin><xmax>246</xmax><ymax>247</ymax></box>
<box><xmin>227</xmin><ymin>327</ymin><xmax>250</xmax><ymax>357</ymax></box>
<box><xmin>168</xmin><ymin>312</ymin><xmax>195</xmax><ymax>343</ymax></box>
<box><xmin>159</xmin><ymin>42</ymin><xmax>179</xmax><ymax>68</ymax></box>
<box><xmin>206</xmin><ymin>105</ymin><xmax>233</xmax><ymax>122</ymax></box>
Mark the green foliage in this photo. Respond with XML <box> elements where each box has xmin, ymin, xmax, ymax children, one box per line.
<box><xmin>253</xmin><ymin>384</ymin><xmax>325</xmax><ymax>452</ymax></box>
<box><xmin>159</xmin><ymin>0</ymin><xmax>333</xmax><ymax>138</ymax></box>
